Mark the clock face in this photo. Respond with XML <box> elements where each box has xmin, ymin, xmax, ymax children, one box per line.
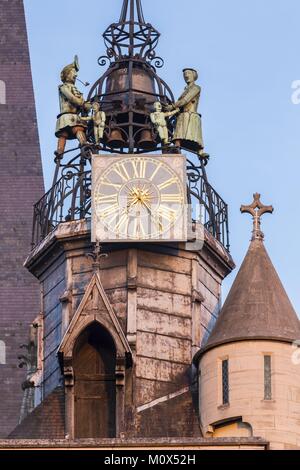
<box><xmin>93</xmin><ymin>156</ymin><xmax>186</xmax><ymax>241</ymax></box>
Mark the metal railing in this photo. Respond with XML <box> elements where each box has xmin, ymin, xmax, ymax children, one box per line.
<box><xmin>32</xmin><ymin>170</ymin><xmax>91</xmax><ymax>246</ymax></box>
<box><xmin>31</xmin><ymin>156</ymin><xmax>229</xmax><ymax>251</ymax></box>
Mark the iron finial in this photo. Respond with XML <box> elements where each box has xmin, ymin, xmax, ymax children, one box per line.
<box><xmin>241</xmin><ymin>193</ymin><xmax>274</xmax><ymax>241</ymax></box>
<box><xmin>103</xmin><ymin>0</ymin><xmax>160</xmax><ymax>61</ymax></box>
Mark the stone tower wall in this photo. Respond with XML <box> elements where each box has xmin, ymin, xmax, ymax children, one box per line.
<box><xmin>25</xmin><ymin>220</ymin><xmax>233</xmax><ymax>438</ymax></box>
<box><xmin>199</xmin><ymin>341</ymin><xmax>300</xmax><ymax>450</ymax></box>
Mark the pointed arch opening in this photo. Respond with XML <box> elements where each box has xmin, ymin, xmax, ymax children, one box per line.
<box><xmin>73</xmin><ymin>322</ymin><xmax>116</xmax><ymax>438</ymax></box>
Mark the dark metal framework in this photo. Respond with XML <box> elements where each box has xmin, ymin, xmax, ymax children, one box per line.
<box><xmin>88</xmin><ymin>0</ymin><xmax>174</xmax><ymax>154</ymax></box>
<box><xmin>86</xmin><ymin>61</ymin><xmax>174</xmax><ymax>155</ymax></box>
<box><xmin>31</xmin><ymin>0</ymin><xmax>230</xmax><ymax>252</ymax></box>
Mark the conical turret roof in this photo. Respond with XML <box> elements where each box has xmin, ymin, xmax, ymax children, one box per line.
<box><xmin>198</xmin><ymin>194</ymin><xmax>300</xmax><ymax>357</ymax></box>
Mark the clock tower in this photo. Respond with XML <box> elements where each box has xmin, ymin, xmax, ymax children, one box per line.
<box><xmin>12</xmin><ymin>0</ymin><xmax>234</xmax><ymax>440</ymax></box>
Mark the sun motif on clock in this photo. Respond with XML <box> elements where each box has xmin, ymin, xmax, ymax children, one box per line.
<box><xmin>93</xmin><ymin>156</ymin><xmax>186</xmax><ymax>241</ymax></box>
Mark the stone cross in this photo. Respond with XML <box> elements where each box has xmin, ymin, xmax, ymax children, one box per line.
<box><xmin>240</xmin><ymin>193</ymin><xmax>274</xmax><ymax>241</ymax></box>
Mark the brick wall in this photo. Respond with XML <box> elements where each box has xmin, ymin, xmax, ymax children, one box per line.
<box><xmin>0</xmin><ymin>0</ymin><xmax>44</xmax><ymax>437</ymax></box>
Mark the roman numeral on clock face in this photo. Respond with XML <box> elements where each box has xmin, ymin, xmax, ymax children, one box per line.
<box><xmin>161</xmin><ymin>194</ymin><xmax>183</xmax><ymax>203</ymax></box>
<box><xmin>98</xmin><ymin>203</ymin><xmax>119</xmax><ymax>219</ymax></box>
<box><xmin>95</xmin><ymin>193</ymin><xmax>118</xmax><ymax>204</ymax></box>
<box><xmin>131</xmin><ymin>159</ymin><xmax>147</xmax><ymax>179</ymax></box>
<box><xmin>115</xmin><ymin>213</ymin><xmax>129</xmax><ymax>232</ymax></box>
<box><xmin>150</xmin><ymin>214</ymin><xmax>163</xmax><ymax>233</ymax></box>
<box><xmin>158</xmin><ymin>177</ymin><xmax>178</xmax><ymax>191</ymax></box>
<box><xmin>158</xmin><ymin>205</ymin><xmax>177</xmax><ymax>222</ymax></box>
<box><xmin>112</xmin><ymin>163</ymin><xmax>130</xmax><ymax>182</ymax></box>
<box><xmin>149</xmin><ymin>162</ymin><xmax>162</xmax><ymax>181</ymax></box>
<box><xmin>100</xmin><ymin>178</ymin><xmax>122</xmax><ymax>190</ymax></box>
<box><xmin>133</xmin><ymin>218</ymin><xmax>146</xmax><ymax>238</ymax></box>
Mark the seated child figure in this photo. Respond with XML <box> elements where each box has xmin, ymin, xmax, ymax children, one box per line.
<box><xmin>150</xmin><ymin>101</ymin><xmax>179</xmax><ymax>145</ymax></box>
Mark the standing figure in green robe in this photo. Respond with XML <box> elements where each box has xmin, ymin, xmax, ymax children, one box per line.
<box><xmin>55</xmin><ymin>56</ymin><xmax>91</xmax><ymax>157</ymax></box>
<box><xmin>170</xmin><ymin>68</ymin><xmax>204</xmax><ymax>154</ymax></box>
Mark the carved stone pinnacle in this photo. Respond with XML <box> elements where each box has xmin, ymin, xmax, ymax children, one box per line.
<box><xmin>87</xmin><ymin>241</ymin><xmax>108</xmax><ymax>271</ymax></box>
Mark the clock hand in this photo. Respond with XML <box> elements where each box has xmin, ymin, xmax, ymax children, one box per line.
<box><xmin>125</xmin><ymin>196</ymin><xmax>140</xmax><ymax>216</ymax></box>
<box><xmin>142</xmin><ymin>200</ymin><xmax>152</xmax><ymax>213</ymax></box>
<box><xmin>142</xmin><ymin>200</ymin><xmax>163</xmax><ymax>232</ymax></box>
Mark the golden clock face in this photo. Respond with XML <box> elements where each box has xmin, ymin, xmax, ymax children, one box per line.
<box><xmin>94</xmin><ymin>157</ymin><xmax>185</xmax><ymax>240</ymax></box>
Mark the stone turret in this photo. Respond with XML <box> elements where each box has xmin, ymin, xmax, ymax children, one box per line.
<box><xmin>194</xmin><ymin>194</ymin><xmax>300</xmax><ymax>450</ymax></box>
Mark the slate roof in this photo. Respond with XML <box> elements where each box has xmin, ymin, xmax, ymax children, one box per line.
<box><xmin>195</xmin><ymin>238</ymin><xmax>300</xmax><ymax>360</ymax></box>
<box><xmin>8</xmin><ymin>387</ymin><xmax>65</xmax><ymax>439</ymax></box>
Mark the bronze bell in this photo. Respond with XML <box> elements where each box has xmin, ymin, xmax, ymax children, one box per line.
<box><xmin>105</xmin><ymin>65</ymin><xmax>156</xmax><ymax>107</ymax></box>
<box><xmin>137</xmin><ymin>129</ymin><xmax>156</xmax><ymax>150</ymax></box>
<box><xmin>107</xmin><ymin>129</ymin><xmax>126</xmax><ymax>148</ymax></box>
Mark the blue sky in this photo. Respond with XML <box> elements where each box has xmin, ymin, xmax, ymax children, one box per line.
<box><xmin>24</xmin><ymin>0</ymin><xmax>300</xmax><ymax>314</ymax></box>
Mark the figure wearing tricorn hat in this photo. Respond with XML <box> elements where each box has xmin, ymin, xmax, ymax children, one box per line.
<box><xmin>168</xmin><ymin>68</ymin><xmax>205</xmax><ymax>155</ymax></box>
<box><xmin>55</xmin><ymin>56</ymin><xmax>91</xmax><ymax>157</ymax></box>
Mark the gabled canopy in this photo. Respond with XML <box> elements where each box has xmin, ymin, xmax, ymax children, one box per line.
<box><xmin>58</xmin><ymin>271</ymin><xmax>132</xmax><ymax>365</ymax></box>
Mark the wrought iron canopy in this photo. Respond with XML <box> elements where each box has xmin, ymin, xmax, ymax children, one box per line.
<box><xmin>87</xmin><ymin>0</ymin><xmax>173</xmax><ymax>154</ymax></box>
<box><xmin>103</xmin><ymin>0</ymin><xmax>160</xmax><ymax>61</ymax></box>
